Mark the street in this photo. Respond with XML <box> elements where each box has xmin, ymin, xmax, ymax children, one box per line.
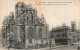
<box><xmin>51</xmin><ymin>45</ymin><xmax>78</xmax><ymax>50</ymax></box>
<box><xmin>23</xmin><ymin>45</ymin><xmax>78</xmax><ymax>50</ymax></box>
<box><xmin>0</xmin><ymin>45</ymin><xmax>78</xmax><ymax>50</ymax></box>
<box><xmin>33</xmin><ymin>45</ymin><xmax>78</xmax><ymax>50</ymax></box>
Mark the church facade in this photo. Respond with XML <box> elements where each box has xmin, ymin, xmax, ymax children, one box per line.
<box><xmin>1</xmin><ymin>2</ymin><xmax>52</xmax><ymax>48</ymax></box>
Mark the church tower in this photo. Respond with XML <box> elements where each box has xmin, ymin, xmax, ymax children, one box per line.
<box><xmin>71</xmin><ymin>21</ymin><xmax>76</xmax><ymax>32</ymax></box>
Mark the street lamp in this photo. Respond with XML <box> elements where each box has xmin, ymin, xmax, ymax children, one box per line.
<box><xmin>49</xmin><ymin>39</ymin><xmax>52</xmax><ymax>50</ymax></box>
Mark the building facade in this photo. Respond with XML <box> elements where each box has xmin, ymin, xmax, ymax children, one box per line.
<box><xmin>50</xmin><ymin>23</ymin><xmax>78</xmax><ymax>45</ymax></box>
<box><xmin>1</xmin><ymin>12</ymin><xmax>15</xmax><ymax>47</ymax></box>
<box><xmin>70</xmin><ymin>21</ymin><xmax>77</xmax><ymax>43</ymax></box>
<box><xmin>1</xmin><ymin>2</ymin><xmax>52</xmax><ymax>48</ymax></box>
<box><xmin>51</xmin><ymin>24</ymin><xmax>70</xmax><ymax>45</ymax></box>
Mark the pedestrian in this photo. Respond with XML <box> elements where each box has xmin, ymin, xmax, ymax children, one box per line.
<box><xmin>8</xmin><ymin>45</ymin><xmax>12</xmax><ymax>50</ymax></box>
<box><xmin>78</xmin><ymin>46</ymin><xmax>80</xmax><ymax>50</ymax></box>
<box><xmin>8</xmin><ymin>46</ymin><xmax>10</xmax><ymax>50</ymax></box>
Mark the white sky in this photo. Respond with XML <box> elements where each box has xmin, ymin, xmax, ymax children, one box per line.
<box><xmin>0</xmin><ymin>0</ymin><xmax>80</xmax><ymax>30</ymax></box>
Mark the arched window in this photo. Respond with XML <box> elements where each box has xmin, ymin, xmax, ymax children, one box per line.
<box><xmin>29</xmin><ymin>39</ymin><xmax>32</xmax><ymax>43</ymax></box>
<box><xmin>28</xmin><ymin>27</ymin><xmax>34</xmax><ymax>38</ymax></box>
<box><xmin>28</xmin><ymin>13</ymin><xmax>33</xmax><ymax>24</ymax></box>
<box><xmin>14</xmin><ymin>27</ymin><xmax>18</xmax><ymax>38</ymax></box>
<box><xmin>20</xmin><ymin>26</ymin><xmax>25</xmax><ymax>38</ymax></box>
<box><xmin>28</xmin><ymin>13</ymin><xmax>32</xmax><ymax>20</ymax></box>
<box><xmin>38</xmin><ymin>27</ymin><xmax>42</xmax><ymax>38</ymax></box>
<box><xmin>3</xmin><ymin>33</ymin><xmax>5</xmax><ymax>39</ymax></box>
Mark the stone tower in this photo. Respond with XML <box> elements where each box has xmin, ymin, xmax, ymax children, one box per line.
<box><xmin>71</xmin><ymin>21</ymin><xmax>76</xmax><ymax>32</ymax></box>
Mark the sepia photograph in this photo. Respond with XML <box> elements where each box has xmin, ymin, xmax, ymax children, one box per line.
<box><xmin>0</xmin><ymin>0</ymin><xmax>80</xmax><ymax>50</ymax></box>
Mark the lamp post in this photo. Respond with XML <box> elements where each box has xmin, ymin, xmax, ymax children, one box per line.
<box><xmin>49</xmin><ymin>39</ymin><xmax>52</xmax><ymax>50</ymax></box>
<box><xmin>35</xmin><ymin>38</ymin><xmax>37</xmax><ymax>49</ymax></box>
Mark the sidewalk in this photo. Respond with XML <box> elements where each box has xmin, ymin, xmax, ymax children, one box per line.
<box><xmin>25</xmin><ymin>45</ymin><xmax>68</xmax><ymax>50</ymax></box>
<box><xmin>52</xmin><ymin>45</ymin><xmax>68</xmax><ymax>49</ymax></box>
<box><xmin>0</xmin><ymin>45</ymin><xmax>69</xmax><ymax>50</ymax></box>
<box><xmin>0</xmin><ymin>46</ymin><xmax>8</xmax><ymax>50</ymax></box>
